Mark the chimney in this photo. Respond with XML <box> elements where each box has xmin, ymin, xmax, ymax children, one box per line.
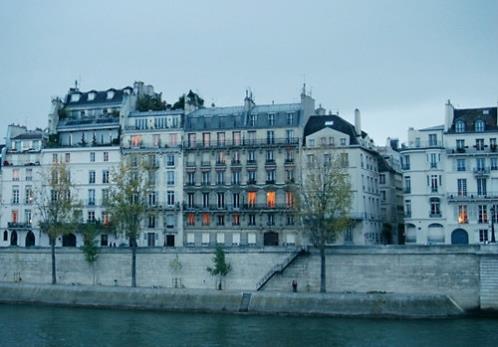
<box><xmin>354</xmin><ymin>108</ymin><xmax>362</xmax><ymax>135</ymax></box>
<box><xmin>444</xmin><ymin>99</ymin><xmax>454</xmax><ymax>132</ymax></box>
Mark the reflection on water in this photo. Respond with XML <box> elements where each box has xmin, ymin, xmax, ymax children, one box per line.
<box><xmin>1</xmin><ymin>304</ymin><xmax>498</xmax><ymax>347</ymax></box>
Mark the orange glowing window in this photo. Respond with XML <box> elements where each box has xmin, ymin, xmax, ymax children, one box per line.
<box><xmin>11</xmin><ymin>210</ymin><xmax>18</xmax><ymax>223</ymax></box>
<box><xmin>202</xmin><ymin>213</ymin><xmax>210</xmax><ymax>226</ymax></box>
<box><xmin>131</xmin><ymin>135</ymin><xmax>142</xmax><ymax>147</ymax></box>
<box><xmin>248</xmin><ymin>192</ymin><xmax>256</xmax><ymax>207</ymax></box>
<box><xmin>458</xmin><ymin>205</ymin><xmax>468</xmax><ymax>224</ymax></box>
<box><xmin>267</xmin><ymin>191</ymin><xmax>276</xmax><ymax>208</ymax></box>
<box><xmin>187</xmin><ymin>213</ymin><xmax>195</xmax><ymax>226</ymax></box>
<box><xmin>102</xmin><ymin>212</ymin><xmax>110</xmax><ymax>225</ymax></box>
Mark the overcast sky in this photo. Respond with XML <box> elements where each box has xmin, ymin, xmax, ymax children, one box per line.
<box><xmin>1</xmin><ymin>0</ymin><xmax>497</xmax><ymax>144</ymax></box>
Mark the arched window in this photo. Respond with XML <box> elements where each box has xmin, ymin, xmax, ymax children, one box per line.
<box><xmin>475</xmin><ymin>119</ymin><xmax>485</xmax><ymax>132</ymax></box>
<box><xmin>3</xmin><ymin>230</ymin><xmax>8</xmax><ymax>241</ymax></box>
<box><xmin>455</xmin><ymin>120</ymin><xmax>465</xmax><ymax>133</ymax></box>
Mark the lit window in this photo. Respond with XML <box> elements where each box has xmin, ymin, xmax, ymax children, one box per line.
<box><xmin>187</xmin><ymin>213</ymin><xmax>195</xmax><ymax>226</ymax></box>
<box><xmin>267</xmin><ymin>191</ymin><xmax>276</xmax><ymax>208</ymax></box>
<box><xmin>248</xmin><ymin>192</ymin><xmax>256</xmax><ymax>207</ymax></box>
<box><xmin>131</xmin><ymin>135</ymin><xmax>142</xmax><ymax>147</ymax></box>
<box><xmin>202</xmin><ymin>213</ymin><xmax>210</xmax><ymax>226</ymax></box>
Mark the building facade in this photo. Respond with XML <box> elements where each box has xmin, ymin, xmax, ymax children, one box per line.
<box><xmin>401</xmin><ymin>101</ymin><xmax>498</xmax><ymax>244</ymax></box>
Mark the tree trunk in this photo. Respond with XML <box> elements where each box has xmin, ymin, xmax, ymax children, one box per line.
<box><xmin>320</xmin><ymin>244</ymin><xmax>326</xmax><ymax>293</ymax></box>
<box><xmin>50</xmin><ymin>236</ymin><xmax>56</xmax><ymax>285</ymax></box>
<box><xmin>131</xmin><ymin>236</ymin><xmax>137</xmax><ymax>287</ymax></box>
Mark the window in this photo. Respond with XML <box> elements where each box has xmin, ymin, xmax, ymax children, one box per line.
<box><xmin>248</xmin><ymin>150</ymin><xmax>256</xmax><ymax>162</ymax></box>
<box><xmin>102</xmin><ymin>170</ymin><xmax>109</xmax><ymax>184</ymax></box>
<box><xmin>202</xmin><ymin>213</ymin><xmax>210</xmax><ymax>226</ymax></box>
<box><xmin>492</xmin><ymin>158</ymin><xmax>498</xmax><ymax>170</ymax></box>
<box><xmin>478</xmin><ymin>205</ymin><xmax>488</xmax><ymax>224</ymax></box>
<box><xmin>202</xmin><ymin>171</ymin><xmax>210</xmax><ymax>185</ymax></box>
<box><xmin>203</xmin><ymin>193</ymin><xmax>209</xmax><ymax>208</ymax></box>
<box><xmin>89</xmin><ymin>171</ymin><xmax>96</xmax><ymax>184</ymax></box>
<box><xmin>148</xmin><ymin>192</ymin><xmax>157</xmax><ymax>207</ymax></box>
<box><xmin>153</xmin><ymin>134</ymin><xmax>161</xmax><ymax>147</ymax></box>
<box><xmin>233</xmin><ymin>193</ymin><xmax>240</xmax><ymax>208</ymax></box>
<box><xmin>405</xmin><ymin>200</ymin><xmax>411</xmax><ymax>218</ymax></box>
<box><xmin>476</xmin><ymin>139</ymin><xmax>485</xmax><ymax>151</ymax></box>
<box><xmin>103</xmin><ymin>152</ymin><xmax>109</xmax><ymax>162</ymax></box>
<box><xmin>286</xmin><ymin>169</ymin><xmax>295</xmax><ymax>182</ymax></box>
<box><xmin>457</xmin><ymin>159</ymin><xmax>466</xmax><ymax>171</ymax></box>
<box><xmin>65</xmin><ymin>153</ymin><xmax>70</xmax><ymax>163</ymax></box>
<box><xmin>232</xmin><ymin>213</ymin><xmax>240</xmax><ymax>226</ymax></box>
<box><xmin>11</xmin><ymin>210</ymin><xmax>18</xmax><ymax>223</ymax></box>
<box><xmin>286</xmin><ymin>129</ymin><xmax>294</xmax><ymax>143</ymax></box>
<box><xmin>25</xmin><ymin>186</ymin><xmax>33</xmax><ymax>204</ymax></box>
<box><xmin>285</xmin><ymin>192</ymin><xmax>294</xmax><ymax>208</ymax></box>
<box><xmin>267</xmin><ymin>191</ymin><xmax>276</xmax><ymax>208</ymax></box>
<box><xmin>102</xmin><ymin>212</ymin><xmax>110</xmax><ymax>225</ymax></box>
<box><xmin>249</xmin><ymin>114</ymin><xmax>257</xmax><ymax>127</ymax></box>
<box><xmin>266</xmin><ymin>150</ymin><xmax>274</xmax><ymax>162</ymax></box>
<box><xmin>216</xmin><ymin>171</ymin><xmax>225</xmax><ymax>185</ymax></box>
<box><xmin>379</xmin><ymin>174</ymin><xmax>385</xmax><ymax>184</ymax></box>
<box><xmin>166</xmin><ymin>154</ymin><xmax>175</xmax><ymax>166</ymax></box>
<box><xmin>430</xmin><ymin>175</ymin><xmax>438</xmax><ymax>193</ymax></box>
<box><xmin>217</xmin><ymin>192</ymin><xmax>225</xmax><ymax>208</ymax></box>
<box><xmin>458</xmin><ymin>205</ymin><xmax>468</xmax><ymax>224</ymax></box>
<box><xmin>187</xmin><ymin>213</ymin><xmax>195</xmax><ymax>226</ymax></box>
<box><xmin>88</xmin><ymin>210</ymin><xmax>96</xmax><ymax>222</ymax></box>
<box><xmin>25</xmin><ymin>168</ymin><xmax>32</xmax><ymax>181</ymax></box>
<box><xmin>88</xmin><ymin>189</ymin><xmax>95</xmax><ymax>206</ymax></box>
<box><xmin>167</xmin><ymin>171</ymin><xmax>175</xmax><ymax>185</ymax></box>
<box><xmin>287</xmin><ymin>214</ymin><xmax>295</xmax><ymax>225</ymax></box>
<box><xmin>248</xmin><ymin>192</ymin><xmax>256</xmax><ymax>207</ymax></box>
<box><xmin>402</xmin><ymin>155</ymin><xmax>410</xmax><ymax>170</ymax></box>
<box><xmin>248</xmin><ymin>233</ymin><xmax>256</xmax><ymax>244</ymax></box>
<box><xmin>430</xmin><ymin>198</ymin><xmax>441</xmax><ymax>217</ymax></box>
<box><xmin>102</xmin><ymin>189</ymin><xmax>109</xmax><ymax>204</ymax></box>
<box><xmin>101</xmin><ymin>234</ymin><xmax>108</xmax><ymax>247</ymax></box>
<box><xmin>455</xmin><ymin>120</ymin><xmax>465</xmax><ymax>133</ymax></box>
<box><xmin>404</xmin><ymin>176</ymin><xmax>411</xmax><ymax>193</ymax></box>
<box><xmin>266</xmin><ymin>170</ymin><xmax>275</xmax><ymax>183</ymax></box>
<box><xmin>477</xmin><ymin>178</ymin><xmax>487</xmax><ymax>196</ymax></box>
<box><xmin>202</xmin><ymin>132</ymin><xmax>211</xmax><ymax>147</ymax></box>
<box><xmin>232</xmin><ymin>131</ymin><xmax>241</xmax><ymax>145</ymax></box>
<box><xmin>217</xmin><ymin>215</ymin><xmax>225</xmax><ymax>226</ymax></box>
<box><xmin>267</xmin><ymin>130</ymin><xmax>275</xmax><ymax>144</ymax></box>
<box><xmin>248</xmin><ymin>131</ymin><xmax>256</xmax><ymax>144</ymax></box>
<box><xmin>148</xmin><ymin>215</ymin><xmax>156</xmax><ymax>228</ymax></box>
<box><xmin>457</xmin><ymin>179</ymin><xmax>467</xmax><ymax>196</ymax></box>
<box><xmin>476</xmin><ymin>158</ymin><xmax>486</xmax><ymax>171</ymax></box>
<box><xmin>187</xmin><ymin>233</ymin><xmax>195</xmax><ymax>244</ymax></box>
<box><xmin>268</xmin><ymin>114</ymin><xmax>275</xmax><ymax>126</ymax></box>
<box><xmin>475</xmin><ymin>119</ymin><xmax>485</xmax><ymax>132</ymax></box>
<box><xmin>267</xmin><ymin>213</ymin><xmax>275</xmax><ymax>226</ymax></box>
<box><xmin>248</xmin><ymin>214</ymin><xmax>256</xmax><ymax>226</ymax></box>
<box><xmin>188</xmin><ymin>133</ymin><xmax>196</xmax><ymax>147</ymax></box>
<box><xmin>340</xmin><ymin>153</ymin><xmax>349</xmax><ymax>167</ymax></box>
<box><xmin>430</xmin><ymin>153</ymin><xmax>438</xmax><ymax>168</ymax></box>
<box><xmin>287</xmin><ymin>113</ymin><xmax>294</xmax><ymax>125</ymax></box>
<box><xmin>12</xmin><ymin>169</ymin><xmax>20</xmax><ymax>181</ymax></box>
<box><xmin>187</xmin><ymin>172</ymin><xmax>195</xmax><ymax>185</ymax></box>
<box><xmin>247</xmin><ymin>170</ymin><xmax>256</xmax><ymax>184</ymax></box>
<box><xmin>456</xmin><ymin>139</ymin><xmax>465</xmax><ymax>152</ymax></box>
<box><xmin>479</xmin><ymin>229</ymin><xmax>489</xmax><ymax>243</ymax></box>
<box><xmin>428</xmin><ymin>134</ymin><xmax>438</xmax><ymax>146</ymax></box>
<box><xmin>167</xmin><ymin>191</ymin><xmax>175</xmax><ymax>206</ymax></box>
<box><xmin>12</xmin><ymin>187</ymin><xmax>19</xmax><ymax>204</ymax></box>
<box><xmin>217</xmin><ymin>132</ymin><xmax>225</xmax><ymax>146</ymax></box>
<box><xmin>169</xmin><ymin>133</ymin><xmax>178</xmax><ymax>146</ymax></box>
<box><xmin>232</xmin><ymin>171</ymin><xmax>240</xmax><ymax>185</ymax></box>
<box><xmin>202</xmin><ymin>233</ymin><xmax>210</xmax><ymax>245</ymax></box>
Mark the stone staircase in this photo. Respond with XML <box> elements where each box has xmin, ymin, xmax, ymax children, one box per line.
<box><xmin>255</xmin><ymin>248</ymin><xmax>306</xmax><ymax>291</ymax></box>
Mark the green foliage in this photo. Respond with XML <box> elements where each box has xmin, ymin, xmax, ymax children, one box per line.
<box><xmin>207</xmin><ymin>246</ymin><xmax>232</xmax><ymax>277</ymax></box>
<box><xmin>105</xmin><ymin>158</ymin><xmax>148</xmax><ymax>241</ymax></box>
<box><xmin>136</xmin><ymin>94</ymin><xmax>167</xmax><ymax>112</ymax></box>
<box><xmin>81</xmin><ymin>223</ymin><xmax>99</xmax><ymax>264</ymax></box>
<box><xmin>172</xmin><ymin>90</ymin><xmax>204</xmax><ymax>110</ymax></box>
<box><xmin>296</xmin><ymin>151</ymin><xmax>352</xmax><ymax>247</ymax></box>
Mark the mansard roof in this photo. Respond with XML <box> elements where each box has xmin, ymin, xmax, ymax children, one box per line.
<box><xmin>11</xmin><ymin>132</ymin><xmax>44</xmax><ymax>140</ymax></box>
<box><xmin>64</xmin><ymin>86</ymin><xmax>133</xmax><ymax>107</ymax></box>
<box><xmin>185</xmin><ymin>103</ymin><xmax>302</xmax><ymax>131</ymax></box>
<box><xmin>448</xmin><ymin>107</ymin><xmax>498</xmax><ymax>133</ymax></box>
<box><xmin>304</xmin><ymin>115</ymin><xmax>361</xmax><ymax>145</ymax></box>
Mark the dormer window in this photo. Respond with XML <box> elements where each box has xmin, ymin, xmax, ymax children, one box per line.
<box><xmin>106</xmin><ymin>90</ymin><xmax>115</xmax><ymax>99</ymax></box>
<box><xmin>455</xmin><ymin>120</ymin><xmax>465</xmax><ymax>133</ymax></box>
<box><xmin>87</xmin><ymin>92</ymin><xmax>95</xmax><ymax>101</ymax></box>
<box><xmin>475</xmin><ymin>119</ymin><xmax>485</xmax><ymax>132</ymax></box>
<box><xmin>70</xmin><ymin>93</ymin><xmax>80</xmax><ymax>102</ymax></box>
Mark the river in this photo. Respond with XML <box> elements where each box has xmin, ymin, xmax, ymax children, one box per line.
<box><xmin>1</xmin><ymin>304</ymin><xmax>497</xmax><ymax>346</ymax></box>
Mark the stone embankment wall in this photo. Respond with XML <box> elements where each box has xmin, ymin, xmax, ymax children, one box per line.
<box><xmin>1</xmin><ymin>245</ymin><xmax>497</xmax><ymax>311</ymax></box>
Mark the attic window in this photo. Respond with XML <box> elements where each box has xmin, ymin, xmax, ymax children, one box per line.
<box><xmin>88</xmin><ymin>92</ymin><xmax>95</xmax><ymax>101</ymax></box>
<box><xmin>70</xmin><ymin>93</ymin><xmax>80</xmax><ymax>102</ymax></box>
<box><xmin>107</xmin><ymin>90</ymin><xmax>115</xmax><ymax>99</ymax></box>
<box><xmin>325</xmin><ymin>121</ymin><xmax>334</xmax><ymax>126</ymax></box>
<box><xmin>483</xmin><ymin>110</ymin><xmax>489</xmax><ymax>115</ymax></box>
<box><xmin>475</xmin><ymin>119</ymin><xmax>485</xmax><ymax>132</ymax></box>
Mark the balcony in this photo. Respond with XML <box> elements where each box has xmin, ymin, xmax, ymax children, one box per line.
<box><xmin>429</xmin><ymin>212</ymin><xmax>442</xmax><ymax>218</ymax></box>
<box><xmin>473</xmin><ymin>167</ymin><xmax>490</xmax><ymax>176</ymax></box>
<box><xmin>182</xmin><ymin>137</ymin><xmax>300</xmax><ymax>149</ymax></box>
<box><xmin>215</xmin><ymin>160</ymin><xmax>226</xmax><ymax>167</ymax></box>
<box><xmin>446</xmin><ymin>192</ymin><xmax>498</xmax><ymax>202</ymax></box>
<box><xmin>401</xmin><ymin>140</ymin><xmax>442</xmax><ymax>149</ymax></box>
<box><xmin>246</xmin><ymin>160</ymin><xmax>257</xmax><ymax>166</ymax></box>
<box><xmin>186</xmin><ymin>161</ymin><xmax>196</xmax><ymax>168</ymax></box>
<box><xmin>265</xmin><ymin>180</ymin><xmax>276</xmax><ymax>185</ymax></box>
<box><xmin>201</xmin><ymin>161</ymin><xmax>211</xmax><ymax>167</ymax></box>
<box><xmin>403</xmin><ymin>188</ymin><xmax>411</xmax><ymax>194</ymax></box>
<box><xmin>265</xmin><ymin>159</ymin><xmax>276</xmax><ymax>166</ymax></box>
<box><xmin>247</xmin><ymin>179</ymin><xmax>257</xmax><ymax>185</ymax></box>
<box><xmin>8</xmin><ymin>222</ymin><xmax>31</xmax><ymax>229</ymax></box>
<box><xmin>231</xmin><ymin>160</ymin><xmax>242</xmax><ymax>166</ymax></box>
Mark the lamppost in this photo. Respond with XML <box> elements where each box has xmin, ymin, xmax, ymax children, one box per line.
<box><xmin>490</xmin><ymin>206</ymin><xmax>496</xmax><ymax>243</ymax></box>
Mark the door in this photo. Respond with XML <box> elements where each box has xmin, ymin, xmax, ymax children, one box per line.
<box><xmin>147</xmin><ymin>233</ymin><xmax>156</xmax><ymax>247</ymax></box>
<box><xmin>263</xmin><ymin>231</ymin><xmax>279</xmax><ymax>246</ymax></box>
<box><xmin>25</xmin><ymin>231</ymin><xmax>35</xmax><ymax>247</ymax></box>
<box><xmin>10</xmin><ymin>231</ymin><xmax>18</xmax><ymax>246</ymax></box>
<box><xmin>451</xmin><ymin>229</ymin><xmax>469</xmax><ymax>244</ymax></box>
<box><xmin>165</xmin><ymin>235</ymin><xmax>175</xmax><ymax>247</ymax></box>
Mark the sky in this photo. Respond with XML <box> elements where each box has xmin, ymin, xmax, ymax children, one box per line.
<box><xmin>0</xmin><ymin>0</ymin><xmax>497</xmax><ymax>145</ymax></box>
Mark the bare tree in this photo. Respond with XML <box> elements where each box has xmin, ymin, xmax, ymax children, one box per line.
<box><xmin>296</xmin><ymin>151</ymin><xmax>352</xmax><ymax>293</ymax></box>
<box><xmin>35</xmin><ymin>161</ymin><xmax>79</xmax><ymax>284</ymax></box>
<box><xmin>105</xmin><ymin>158</ymin><xmax>148</xmax><ymax>287</ymax></box>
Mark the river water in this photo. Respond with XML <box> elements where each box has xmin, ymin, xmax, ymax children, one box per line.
<box><xmin>1</xmin><ymin>304</ymin><xmax>498</xmax><ymax>347</ymax></box>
